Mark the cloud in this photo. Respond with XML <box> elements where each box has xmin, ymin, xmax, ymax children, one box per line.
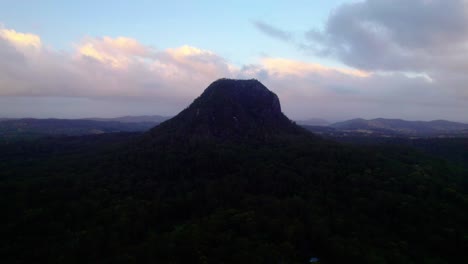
<box><xmin>0</xmin><ymin>25</ymin><xmax>467</xmax><ymax>121</ymax></box>
<box><xmin>306</xmin><ymin>0</ymin><xmax>468</xmax><ymax>72</ymax></box>
<box><xmin>77</xmin><ymin>36</ymin><xmax>147</xmax><ymax>68</ymax></box>
<box><xmin>0</xmin><ymin>28</ymin><xmax>41</xmax><ymax>48</ymax></box>
<box><xmin>296</xmin><ymin>0</ymin><xmax>468</xmax><ymax>105</ymax></box>
<box><xmin>260</xmin><ymin>58</ymin><xmax>370</xmax><ymax>78</ymax></box>
<box><xmin>0</xmin><ymin>30</ymin><xmax>232</xmax><ymax>101</ymax></box>
<box><xmin>253</xmin><ymin>21</ymin><xmax>293</xmax><ymax>42</ymax></box>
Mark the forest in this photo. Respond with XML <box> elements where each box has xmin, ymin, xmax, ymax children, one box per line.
<box><xmin>0</xmin><ymin>131</ymin><xmax>467</xmax><ymax>263</ymax></box>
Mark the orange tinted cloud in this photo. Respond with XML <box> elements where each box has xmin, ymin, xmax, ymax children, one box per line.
<box><xmin>167</xmin><ymin>45</ymin><xmax>212</xmax><ymax>58</ymax></box>
<box><xmin>77</xmin><ymin>36</ymin><xmax>147</xmax><ymax>68</ymax></box>
<box><xmin>102</xmin><ymin>37</ymin><xmax>145</xmax><ymax>54</ymax></box>
<box><xmin>0</xmin><ymin>28</ymin><xmax>41</xmax><ymax>48</ymax></box>
<box><xmin>261</xmin><ymin>58</ymin><xmax>370</xmax><ymax>78</ymax></box>
<box><xmin>164</xmin><ymin>45</ymin><xmax>231</xmax><ymax>79</ymax></box>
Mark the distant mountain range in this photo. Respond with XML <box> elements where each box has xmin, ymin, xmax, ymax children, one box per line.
<box><xmin>85</xmin><ymin>115</ymin><xmax>170</xmax><ymax>123</ymax></box>
<box><xmin>326</xmin><ymin>118</ymin><xmax>468</xmax><ymax>137</ymax></box>
<box><xmin>1</xmin><ymin>115</ymin><xmax>467</xmax><ymax>140</ymax></box>
<box><xmin>0</xmin><ymin>118</ymin><xmax>158</xmax><ymax>140</ymax></box>
<box><xmin>296</xmin><ymin>118</ymin><xmax>329</xmax><ymax>126</ymax></box>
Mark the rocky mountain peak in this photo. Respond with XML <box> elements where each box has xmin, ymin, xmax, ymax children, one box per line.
<box><xmin>146</xmin><ymin>79</ymin><xmax>306</xmax><ymax>142</ymax></box>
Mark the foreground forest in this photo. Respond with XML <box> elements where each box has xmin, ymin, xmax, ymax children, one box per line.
<box><xmin>1</xmin><ymin>132</ymin><xmax>467</xmax><ymax>263</ymax></box>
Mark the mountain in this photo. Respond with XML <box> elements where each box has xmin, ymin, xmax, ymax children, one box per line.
<box><xmin>85</xmin><ymin>115</ymin><xmax>170</xmax><ymax>123</ymax></box>
<box><xmin>330</xmin><ymin>118</ymin><xmax>468</xmax><ymax>136</ymax></box>
<box><xmin>145</xmin><ymin>78</ymin><xmax>307</xmax><ymax>143</ymax></box>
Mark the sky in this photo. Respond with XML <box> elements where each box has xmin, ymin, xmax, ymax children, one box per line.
<box><xmin>1</xmin><ymin>0</ymin><xmax>467</xmax><ymax>122</ymax></box>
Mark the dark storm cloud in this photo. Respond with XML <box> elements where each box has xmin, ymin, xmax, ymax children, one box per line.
<box><xmin>253</xmin><ymin>21</ymin><xmax>293</xmax><ymax>42</ymax></box>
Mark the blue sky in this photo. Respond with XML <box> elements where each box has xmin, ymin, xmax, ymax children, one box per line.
<box><xmin>1</xmin><ymin>0</ymin><xmax>346</xmax><ymax>64</ymax></box>
<box><xmin>1</xmin><ymin>0</ymin><xmax>467</xmax><ymax>122</ymax></box>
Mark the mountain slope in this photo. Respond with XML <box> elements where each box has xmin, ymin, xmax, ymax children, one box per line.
<box><xmin>145</xmin><ymin>79</ymin><xmax>307</xmax><ymax>143</ymax></box>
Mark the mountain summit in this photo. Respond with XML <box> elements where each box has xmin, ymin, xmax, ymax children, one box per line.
<box><xmin>147</xmin><ymin>79</ymin><xmax>305</xmax><ymax>142</ymax></box>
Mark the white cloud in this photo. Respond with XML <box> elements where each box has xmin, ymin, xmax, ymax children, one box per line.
<box><xmin>0</xmin><ymin>28</ymin><xmax>41</xmax><ymax>48</ymax></box>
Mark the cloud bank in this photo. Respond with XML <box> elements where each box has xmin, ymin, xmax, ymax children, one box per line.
<box><xmin>1</xmin><ymin>20</ymin><xmax>467</xmax><ymax>121</ymax></box>
<box><xmin>307</xmin><ymin>0</ymin><xmax>468</xmax><ymax>73</ymax></box>
<box><xmin>251</xmin><ymin>0</ymin><xmax>468</xmax><ymax>121</ymax></box>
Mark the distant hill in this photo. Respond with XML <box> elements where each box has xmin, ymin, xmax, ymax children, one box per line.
<box><xmin>3</xmin><ymin>115</ymin><xmax>467</xmax><ymax>140</ymax></box>
<box><xmin>296</xmin><ymin>118</ymin><xmax>329</xmax><ymax>126</ymax></box>
<box><xmin>329</xmin><ymin>118</ymin><xmax>468</xmax><ymax>137</ymax></box>
<box><xmin>0</xmin><ymin>118</ymin><xmax>156</xmax><ymax>140</ymax></box>
<box><xmin>85</xmin><ymin>115</ymin><xmax>170</xmax><ymax>123</ymax></box>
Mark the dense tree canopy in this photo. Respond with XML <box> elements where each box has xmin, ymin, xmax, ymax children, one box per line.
<box><xmin>0</xmin><ymin>132</ymin><xmax>466</xmax><ymax>263</ymax></box>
